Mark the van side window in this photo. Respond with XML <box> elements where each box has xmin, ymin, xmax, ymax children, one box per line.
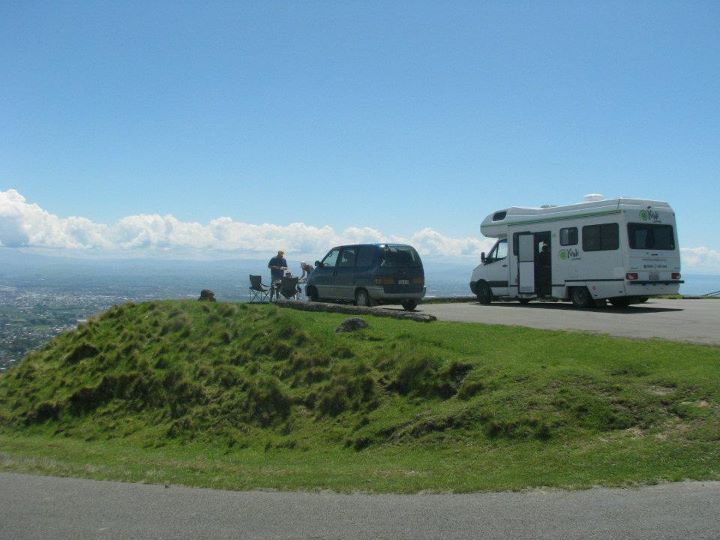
<box><xmin>337</xmin><ymin>247</ymin><xmax>357</xmax><ymax>268</ymax></box>
<box><xmin>322</xmin><ymin>248</ymin><xmax>341</xmax><ymax>267</ymax></box>
<box><xmin>356</xmin><ymin>246</ymin><xmax>376</xmax><ymax>268</ymax></box>
<box><xmin>582</xmin><ymin>223</ymin><xmax>619</xmax><ymax>251</ymax></box>
<box><xmin>488</xmin><ymin>239</ymin><xmax>508</xmax><ymax>261</ymax></box>
<box><xmin>560</xmin><ymin>227</ymin><xmax>578</xmax><ymax>246</ymax></box>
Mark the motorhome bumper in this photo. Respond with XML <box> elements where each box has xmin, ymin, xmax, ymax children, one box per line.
<box><xmin>628</xmin><ymin>280</ymin><xmax>684</xmax><ymax>285</ymax></box>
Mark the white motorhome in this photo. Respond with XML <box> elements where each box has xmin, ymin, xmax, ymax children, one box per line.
<box><xmin>469</xmin><ymin>196</ymin><xmax>682</xmax><ymax>308</ymax></box>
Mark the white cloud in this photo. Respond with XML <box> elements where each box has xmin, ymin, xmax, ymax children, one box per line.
<box><xmin>0</xmin><ymin>188</ymin><xmax>490</xmax><ymax>260</ymax></box>
<box><xmin>1</xmin><ymin>189</ymin><xmax>719</xmax><ymax>270</ymax></box>
<box><xmin>409</xmin><ymin>227</ymin><xmax>492</xmax><ymax>258</ymax></box>
<box><xmin>680</xmin><ymin>247</ymin><xmax>720</xmax><ymax>273</ymax></box>
<box><xmin>0</xmin><ymin>189</ymin><xmax>109</xmax><ymax>249</ymax></box>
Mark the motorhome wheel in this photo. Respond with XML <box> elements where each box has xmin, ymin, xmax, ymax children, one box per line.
<box><xmin>477</xmin><ymin>282</ymin><xmax>492</xmax><ymax>305</ymax></box>
<box><xmin>571</xmin><ymin>287</ymin><xmax>594</xmax><ymax>308</ymax></box>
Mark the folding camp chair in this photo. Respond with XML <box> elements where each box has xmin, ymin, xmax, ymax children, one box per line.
<box><xmin>278</xmin><ymin>277</ymin><xmax>300</xmax><ymax>301</ymax></box>
<box><xmin>248</xmin><ymin>275</ymin><xmax>270</xmax><ymax>303</ymax></box>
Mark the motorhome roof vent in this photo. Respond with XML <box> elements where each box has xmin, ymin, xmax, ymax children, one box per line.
<box><xmin>540</xmin><ymin>204</ymin><xmax>557</xmax><ymax>208</ymax></box>
<box><xmin>583</xmin><ymin>194</ymin><xmax>604</xmax><ymax>202</ymax></box>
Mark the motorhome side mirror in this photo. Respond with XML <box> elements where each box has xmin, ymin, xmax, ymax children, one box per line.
<box><xmin>480</xmin><ymin>252</ymin><xmax>486</xmax><ymax>263</ymax></box>
<box><xmin>315</xmin><ymin>260</ymin><xmax>322</xmax><ymax>267</ymax></box>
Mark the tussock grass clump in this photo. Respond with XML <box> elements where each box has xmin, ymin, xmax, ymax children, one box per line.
<box><xmin>63</xmin><ymin>342</ymin><xmax>100</xmax><ymax>365</ymax></box>
<box><xmin>386</xmin><ymin>354</ymin><xmax>472</xmax><ymax>399</ymax></box>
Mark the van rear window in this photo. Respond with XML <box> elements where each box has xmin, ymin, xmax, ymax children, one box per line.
<box><xmin>380</xmin><ymin>246</ymin><xmax>422</xmax><ymax>267</ymax></box>
<box><xmin>627</xmin><ymin>223</ymin><xmax>675</xmax><ymax>250</ymax></box>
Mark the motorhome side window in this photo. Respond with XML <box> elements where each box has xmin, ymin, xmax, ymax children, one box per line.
<box><xmin>582</xmin><ymin>223</ymin><xmax>619</xmax><ymax>251</ymax></box>
<box><xmin>560</xmin><ymin>227</ymin><xmax>578</xmax><ymax>246</ymax></box>
<box><xmin>627</xmin><ymin>224</ymin><xmax>675</xmax><ymax>250</ymax></box>
<box><xmin>488</xmin><ymin>239</ymin><xmax>508</xmax><ymax>261</ymax></box>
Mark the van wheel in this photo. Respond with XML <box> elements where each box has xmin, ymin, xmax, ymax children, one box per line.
<box><xmin>355</xmin><ymin>289</ymin><xmax>372</xmax><ymax>307</ymax></box>
<box><xmin>571</xmin><ymin>287</ymin><xmax>594</xmax><ymax>308</ymax></box>
<box><xmin>401</xmin><ymin>300</ymin><xmax>418</xmax><ymax>311</ymax></box>
<box><xmin>306</xmin><ymin>286</ymin><xmax>319</xmax><ymax>302</ymax></box>
<box><xmin>477</xmin><ymin>282</ymin><xmax>492</xmax><ymax>305</ymax></box>
<box><xmin>609</xmin><ymin>297</ymin><xmax>631</xmax><ymax>308</ymax></box>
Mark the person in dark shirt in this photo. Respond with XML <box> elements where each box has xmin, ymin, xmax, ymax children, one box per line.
<box><xmin>268</xmin><ymin>250</ymin><xmax>287</xmax><ymax>300</ymax></box>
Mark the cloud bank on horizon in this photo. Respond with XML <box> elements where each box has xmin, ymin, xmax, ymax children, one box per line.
<box><xmin>1</xmin><ymin>189</ymin><xmax>719</xmax><ymax>271</ymax></box>
<box><xmin>0</xmin><ymin>189</ymin><xmax>491</xmax><ymax>260</ymax></box>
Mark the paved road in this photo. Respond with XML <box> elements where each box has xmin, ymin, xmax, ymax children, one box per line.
<box><xmin>414</xmin><ymin>299</ymin><xmax>720</xmax><ymax>345</ymax></box>
<box><xmin>1</xmin><ymin>473</ymin><xmax>719</xmax><ymax>539</ymax></box>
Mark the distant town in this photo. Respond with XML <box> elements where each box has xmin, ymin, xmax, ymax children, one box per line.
<box><xmin>0</xmin><ymin>287</ymin><xmax>130</xmax><ymax>371</ymax></box>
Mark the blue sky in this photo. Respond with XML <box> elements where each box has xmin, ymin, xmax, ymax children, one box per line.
<box><xmin>1</xmin><ymin>1</ymin><xmax>719</xmax><ymax>265</ymax></box>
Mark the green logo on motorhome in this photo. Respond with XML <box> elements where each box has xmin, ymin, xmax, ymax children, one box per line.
<box><xmin>640</xmin><ymin>208</ymin><xmax>660</xmax><ymax>222</ymax></box>
<box><xmin>559</xmin><ymin>248</ymin><xmax>580</xmax><ymax>260</ymax></box>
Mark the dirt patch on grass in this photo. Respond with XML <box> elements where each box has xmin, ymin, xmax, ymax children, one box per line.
<box><xmin>647</xmin><ymin>385</ymin><xmax>676</xmax><ymax>396</ymax></box>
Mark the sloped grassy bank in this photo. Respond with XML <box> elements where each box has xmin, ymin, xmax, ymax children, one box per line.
<box><xmin>1</xmin><ymin>300</ymin><xmax>719</xmax><ymax>492</ymax></box>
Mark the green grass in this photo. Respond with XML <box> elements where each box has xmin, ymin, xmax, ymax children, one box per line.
<box><xmin>1</xmin><ymin>300</ymin><xmax>719</xmax><ymax>492</ymax></box>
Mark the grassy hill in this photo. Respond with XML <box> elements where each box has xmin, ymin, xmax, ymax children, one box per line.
<box><xmin>1</xmin><ymin>300</ymin><xmax>719</xmax><ymax>492</ymax></box>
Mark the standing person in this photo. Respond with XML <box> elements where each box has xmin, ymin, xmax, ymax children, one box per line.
<box><xmin>299</xmin><ymin>262</ymin><xmax>313</xmax><ymax>282</ymax></box>
<box><xmin>297</xmin><ymin>261</ymin><xmax>314</xmax><ymax>296</ymax></box>
<box><xmin>268</xmin><ymin>250</ymin><xmax>287</xmax><ymax>300</ymax></box>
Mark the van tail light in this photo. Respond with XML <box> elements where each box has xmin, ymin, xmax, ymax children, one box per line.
<box><xmin>374</xmin><ymin>276</ymin><xmax>395</xmax><ymax>285</ymax></box>
<box><xmin>412</xmin><ymin>277</ymin><xmax>424</xmax><ymax>286</ymax></box>
<box><xmin>672</xmin><ymin>272</ymin><xmax>681</xmax><ymax>280</ymax></box>
<box><xmin>626</xmin><ymin>272</ymin><xmax>639</xmax><ymax>281</ymax></box>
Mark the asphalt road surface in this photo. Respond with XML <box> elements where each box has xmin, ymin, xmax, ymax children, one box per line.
<box><xmin>1</xmin><ymin>473</ymin><xmax>719</xmax><ymax>539</ymax></box>
<box><xmin>416</xmin><ymin>299</ymin><xmax>720</xmax><ymax>345</ymax></box>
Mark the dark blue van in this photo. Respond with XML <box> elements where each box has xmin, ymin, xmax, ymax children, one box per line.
<box><xmin>306</xmin><ymin>244</ymin><xmax>425</xmax><ymax>310</ymax></box>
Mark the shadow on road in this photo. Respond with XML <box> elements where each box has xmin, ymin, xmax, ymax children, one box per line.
<box><xmin>463</xmin><ymin>302</ymin><xmax>683</xmax><ymax>314</ymax></box>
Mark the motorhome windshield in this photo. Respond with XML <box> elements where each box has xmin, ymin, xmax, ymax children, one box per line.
<box><xmin>380</xmin><ymin>246</ymin><xmax>422</xmax><ymax>267</ymax></box>
<box><xmin>627</xmin><ymin>223</ymin><xmax>676</xmax><ymax>250</ymax></box>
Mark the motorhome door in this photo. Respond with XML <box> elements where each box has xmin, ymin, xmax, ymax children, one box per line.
<box><xmin>518</xmin><ymin>233</ymin><xmax>535</xmax><ymax>294</ymax></box>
